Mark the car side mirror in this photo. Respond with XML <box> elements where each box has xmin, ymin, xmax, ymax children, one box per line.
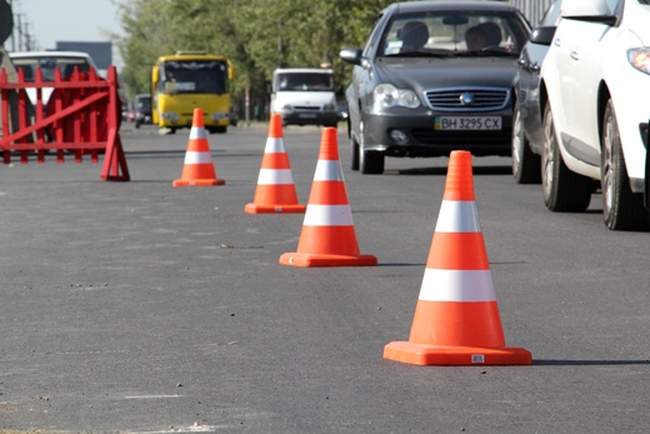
<box><xmin>339</xmin><ymin>48</ymin><xmax>363</xmax><ymax>66</ymax></box>
<box><xmin>529</xmin><ymin>26</ymin><xmax>556</xmax><ymax>46</ymax></box>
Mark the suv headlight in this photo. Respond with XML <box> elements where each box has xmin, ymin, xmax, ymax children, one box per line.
<box><xmin>373</xmin><ymin>83</ymin><xmax>421</xmax><ymax>110</ymax></box>
<box><xmin>628</xmin><ymin>48</ymin><xmax>650</xmax><ymax>75</ymax></box>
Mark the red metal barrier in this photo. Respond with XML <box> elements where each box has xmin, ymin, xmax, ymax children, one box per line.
<box><xmin>0</xmin><ymin>65</ymin><xmax>129</xmax><ymax>181</ymax></box>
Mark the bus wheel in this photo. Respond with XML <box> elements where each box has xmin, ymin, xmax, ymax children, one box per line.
<box><xmin>209</xmin><ymin>126</ymin><xmax>227</xmax><ymax>134</ymax></box>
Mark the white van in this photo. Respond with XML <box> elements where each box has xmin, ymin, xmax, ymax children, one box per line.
<box><xmin>271</xmin><ymin>68</ymin><xmax>338</xmax><ymax>126</ymax></box>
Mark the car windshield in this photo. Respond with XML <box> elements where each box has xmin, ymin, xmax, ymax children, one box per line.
<box><xmin>136</xmin><ymin>96</ymin><xmax>151</xmax><ymax>110</ymax></box>
<box><xmin>274</xmin><ymin>73</ymin><xmax>334</xmax><ymax>92</ymax></box>
<box><xmin>161</xmin><ymin>60</ymin><xmax>227</xmax><ymax>94</ymax></box>
<box><xmin>379</xmin><ymin>11</ymin><xmax>529</xmax><ymax>58</ymax></box>
<box><xmin>12</xmin><ymin>56</ymin><xmax>90</xmax><ymax>81</ymax></box>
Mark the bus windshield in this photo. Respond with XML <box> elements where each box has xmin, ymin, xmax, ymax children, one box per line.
<box><xmin>161</xmin><ymin>60</ymin><xmax>227</xmax><ymax>94</ymax></box>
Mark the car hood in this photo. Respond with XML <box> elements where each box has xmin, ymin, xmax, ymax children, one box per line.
<box><xmin>627</xmin><ymin>5</ymin><xmax>650</xmax><ymax>44</ymax></box>
<box><xmin>374</xmin><ymin>57</ymin><xmax>517</xmax><ymax>94</ymax></box>
<box><xmin>272</xmin><ymin>91</ymin><xmax>335</xmax><ymax>108</ymax></box>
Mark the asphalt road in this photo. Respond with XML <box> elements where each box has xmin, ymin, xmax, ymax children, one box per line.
<box><xmin>0</xmin><ymin>123</ymin><xmax>649</xmax><ymax>433</ymax></box>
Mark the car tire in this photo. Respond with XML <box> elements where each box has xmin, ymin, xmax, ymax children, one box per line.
<box><xmin>512</xmin><ymin>102</ymin><xmax>541</xmax><ymax>184</ymax></box>
<box><xmin>351</xmin><ymin>138</ymin><xmax>360</xmax><ymax>171</ymax></box>
<box><xmin>601</xmin><ymin>100</ymin><xmax>650</xmax><ymax>230</ymax></box>
<box><xmin>360</xmin><ymin>146</ymin><xmax>384</xmax><ymax>174</ymax></box>
<box><xmin>541</xmin><ymin>104</ymin><xmax>592</xmax><ymax>212</ymax></box>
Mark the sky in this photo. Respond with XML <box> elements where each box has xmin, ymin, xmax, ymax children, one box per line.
<box><xmin>7</xmin><ymin>0</ymin><xmax>123</xmax><ymax>65</ymax></box>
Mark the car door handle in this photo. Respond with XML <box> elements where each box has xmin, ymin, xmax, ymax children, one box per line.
<box><xmin>570</xmin><ymin>50</ymin><xmax>580</xmax><ymax>61</ymax></box>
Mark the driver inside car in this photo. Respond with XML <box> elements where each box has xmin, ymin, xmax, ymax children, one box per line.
<box><xmin>465</xmin><ymin>22</ymin><xmax>502</xmax><ymax>51</ymax></box>
<box><xmin>399</xmin><ymin>21</ymin><xmax>430</xmax><ymax>53</ymax></box>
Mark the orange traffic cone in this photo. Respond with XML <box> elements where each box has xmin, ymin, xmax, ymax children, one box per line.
<box><xmin>172</xmin><ymin>108</ymin><xmax>225</xmax><ymax>187</ymax></box>
<box><xmin>279</xmin><ymin>127</ymin><xmax>377</xmax><ymax>267</ymax></box>
<box><xmin>383</xmin><ymin>151</ymin><xmax>531</xmax><ymax>366</ymax></box>
<box><xmin>245</xmin><ymin>113</ymin><xmax>306</xmax><ymax>214</ymax></box>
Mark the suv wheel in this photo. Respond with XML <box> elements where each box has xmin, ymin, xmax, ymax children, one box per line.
<box><xmin>360</xmin><ymin>145</ymin><xmax>384</xmax><ymax>174</ymax></box>
<box><xmin>541</xmin><ymin>104</ymin><xmax>592</xmax><ymax>212</ymax></box>
<box><xmin>601</xmin><ymin>100</ymin><xmax>649</xmax><ymax>230</ymax></box>
<box><xmin>512</xmin><ymin>101</ymin><xmax>541</xmax><ymax>184</ymax></box>
<box><xmin>351</xmin><ymin>138</ymin><xmax>360</xmax><ymax>171</ymax></box>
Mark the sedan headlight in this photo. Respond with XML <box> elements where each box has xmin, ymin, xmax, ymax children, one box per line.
<box><xmin>373</xmin><ymin>83</ymin><xmax>421</xmax><ymax>110</ymax></box>
<box><xmin>628</xmin><ymin>48</ymin><xmax>650</xmax><ymax>75</ymax></box>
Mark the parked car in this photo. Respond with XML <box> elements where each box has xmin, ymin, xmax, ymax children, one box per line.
<box><xmin>270</xmin><ymin>68</ymin><xmax>338</xmax><ymax>127</ymax></box>
<box><xmin>340</xmin><ymin>1</ymin><xmax>530</xmax><ymax>174</ymax></box>
<box><xmin>134</xmin><ymin>94</ymin><xmax>152</xmax><ymax>128</ymax></box>
<box><xmin>539</xmin><ymin>0</ymin><xmax>650</xmax><ymax>230</ymax></box>
<box><xmin>511</xmin><ymin>0</ymin><xmax>562</xmax><ymax>184</ymax></box>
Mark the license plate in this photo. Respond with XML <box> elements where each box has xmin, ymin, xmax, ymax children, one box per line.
<box><xmin>434</xmin><ymin>116</ymin><xmax>502</xmax><ymax>131</ymax></box>
<box><xmin>298</xmin><ymin>113</ymin><xmax>317</xmax><ymax>119</ymax></box>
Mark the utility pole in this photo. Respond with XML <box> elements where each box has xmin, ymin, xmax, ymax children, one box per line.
<box><xmin>15</xmin><ymin>12</ymin><xmax>21</xmax><ymax>51</ymax></box>
<box><xmin>8</xmin><ymin>0</ymin><xmax>15</xmax><ymax>51</ymax></box>
<box><xmin>23</xmin><ymin>21</ymin><xmax>29</xmax><ymax>51</ymax></box>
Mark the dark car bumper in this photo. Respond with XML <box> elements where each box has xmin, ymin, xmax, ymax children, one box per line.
<box><xmin>362</xmin><ymin>110</ymin><xmax>512</xmax><ymax>157</ymax></box>
<box><xmin>282</xmin><ymin>110</ymin><xmax>338</xmax><ymax>126</ymax></box>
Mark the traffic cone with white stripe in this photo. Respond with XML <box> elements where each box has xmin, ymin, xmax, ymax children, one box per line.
<box><xmin>383</xmin><ymin>151</ymin><xmax>531</xmax><ymax>366</ymax></box>
<box><xmin>279</xmin><ymin>127</ymin><xmax>377</xmax><ymax>267</ymax></box>
<box><xmin>245</xmin><ymin>113</ymin><xmax>306</xmax><ymax>214</ymax></box>
<box><xmin>172</xmin><ymin>108</ymin><xmax>225</xmax><ymax>187</ymax></box>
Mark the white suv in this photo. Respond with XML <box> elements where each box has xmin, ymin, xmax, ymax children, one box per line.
<box><xmin>540</xmin><ymin>0</ymin><xmax>650</xmax><ymax>230</ymax></box>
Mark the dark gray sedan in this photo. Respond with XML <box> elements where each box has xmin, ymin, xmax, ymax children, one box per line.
<box><xmin>340</xmin><ymin>0</ymin><xmax>530</xmax><ymax>174</ymax></box>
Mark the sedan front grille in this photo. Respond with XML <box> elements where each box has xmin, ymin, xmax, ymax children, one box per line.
<box><xmin>425</xmin><ymin>87</ymin><xmax>510</xmax><ymax>112</ymax></box>
<box><xmin>293</xmin><ymin>106</ymin><xmax>321</xmax><ymax>111</ymax></box>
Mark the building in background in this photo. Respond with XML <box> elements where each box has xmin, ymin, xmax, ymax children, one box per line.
<box><xmin>56</xmin><ymin>41</ymin><xmax>112</xmax><ymax>75</ymax></box>
<box><xmin>510</xmin><ymin>0</ymin><xmax>555</xmax><ymax>26</ymax></box>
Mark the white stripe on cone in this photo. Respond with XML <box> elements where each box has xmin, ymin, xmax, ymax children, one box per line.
<box><xmin>184</xmin><ymin>151</ymin><xmax>212</xmax><ymax>165</ymax></box>
<box><xmin>303</xmin><ymin>204</ymin><xmax>354</xmax><ymax>226</ymax></box>
<box><xmin>189</xmin><ymin>127</ymin><xmax>208</xmax><ymax>140</ymax></box>
<box><xmin>434</xmin><ymin>200</ymin><xmax>481</xmax><ymax>233</ymax></box>
<box><xmin>257</xmin><ymin>169</ymin><xmax>294</xmax><ymax>185</ymax></box>
<box><xmin>264</xmin><ymin>137</ymin><xmax>286</xmax><ymax>153</ymax></box>
<box><xmin>313</xmin><ymin>160</ymin><xmax>344</xmax><ymax>182</ymax></box>
<box><xmin>418</xmin><ymin>269</ymin><xmax>496</xmax><ymax>302</ymax></box>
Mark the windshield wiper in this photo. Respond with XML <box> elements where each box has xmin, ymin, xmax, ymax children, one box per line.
<box><xmin>382</xmin><ymin>50</ymin><xmax>454</xmax><ymax>58</ymax></box>
<box><xmin>453</xmin><ymin>50</ymin><xmax>518</xmax><ymax>57</ymax></box>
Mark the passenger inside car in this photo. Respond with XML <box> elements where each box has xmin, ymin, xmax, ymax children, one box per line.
<box><xmin>465</xmin><ymin>22</ymin><xmax>502</xmax><ymax>51</ymax></box>
<box><xmin>399</xmin><ymin>21</ymin><xmax>429</xmax><ymax>53</ymax></box>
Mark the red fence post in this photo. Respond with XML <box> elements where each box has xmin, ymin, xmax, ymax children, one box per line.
<box><xmin>53</xmin><ymin>67</ymin><xmax>65</xmax><ymax>163</ymax></box>
<box><xmin>34</xmin><ymin>67</ymin><xmax>46</xmax><ymax>163</ymax></box>
<box><xmin>100</xmin><ymin>66</ymin><xmax>130</xmax><ymax>181</ymax></box>
<box><xmin>16</xmin><ymin>68</ymin><xmax>29</xmax><ymax>164</ymax></box>
<box><xmin>0</xmin><ymin>69</ymin><xmax>10</xmax><ymax>164</ymax></box>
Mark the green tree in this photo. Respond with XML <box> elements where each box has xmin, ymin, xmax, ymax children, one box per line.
<box><xmin>116</xmin><ymin>0</ymin><xmax>392</xmax><ymax>103</ymax></box>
